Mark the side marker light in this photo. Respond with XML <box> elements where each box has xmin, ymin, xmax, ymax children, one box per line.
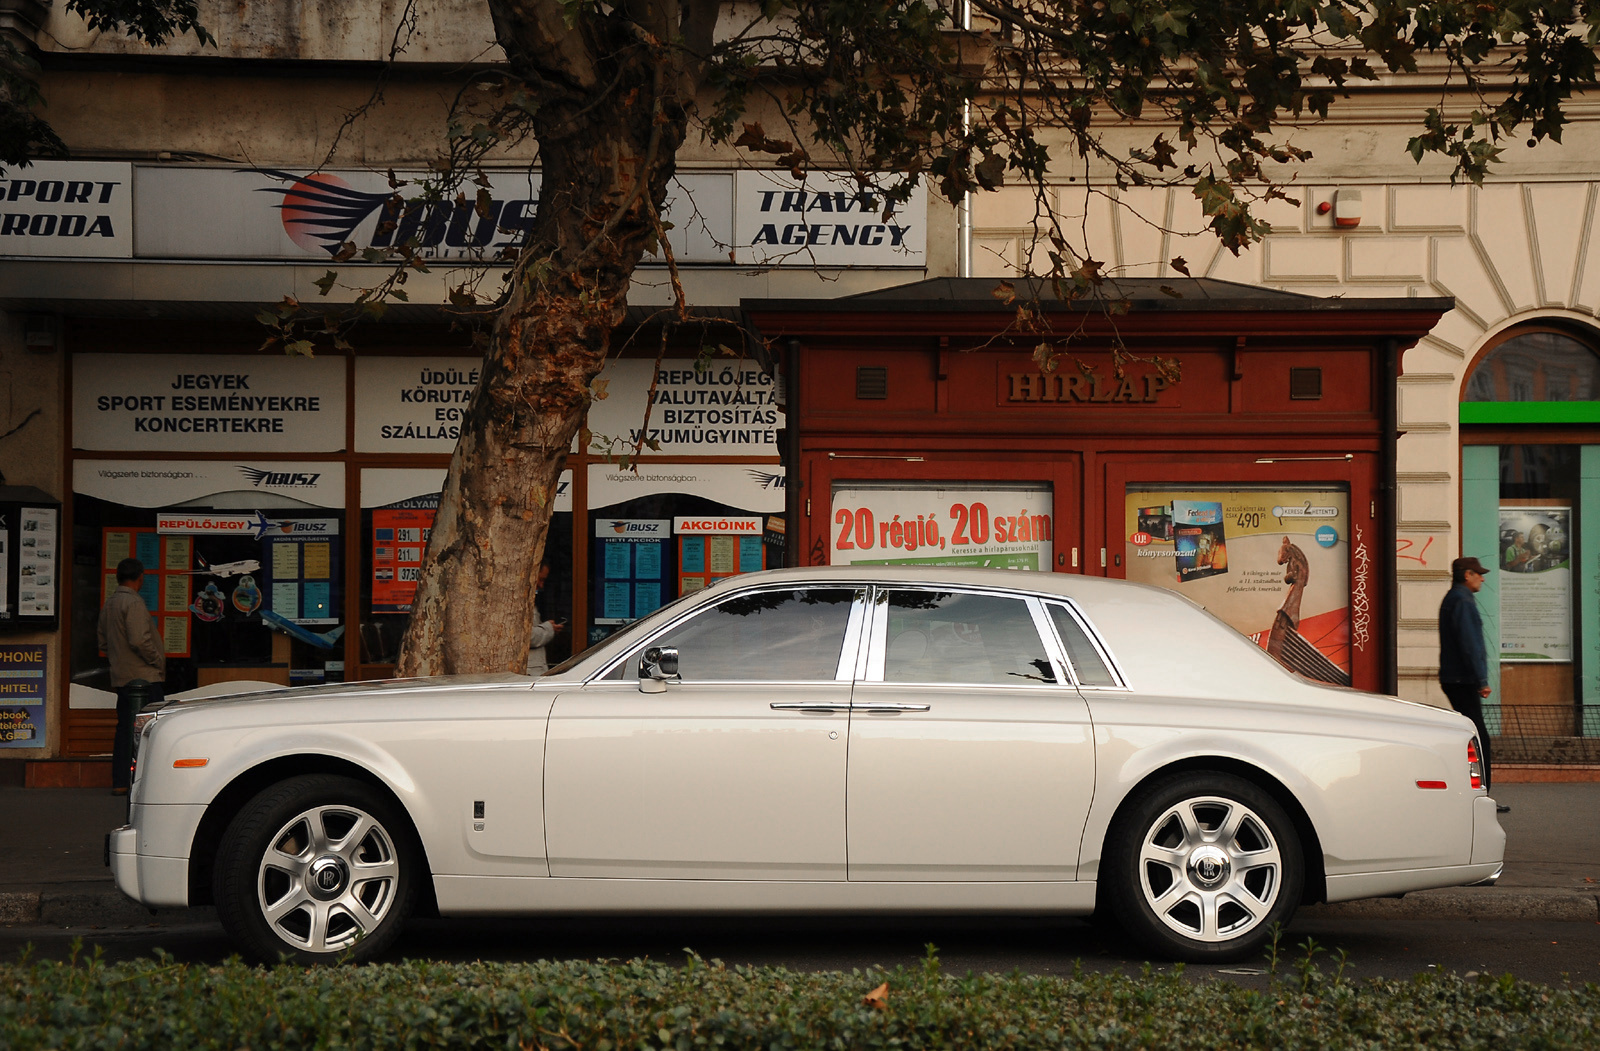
<box><xmin>173</xmin><ymin>758</ymin><xmax>209</xmax><ymax>768</ymax></box>
<box><xmin>1416</xmin><ymin>780</ymin><xmax>1447</xmax><ymax>789</ymax></box>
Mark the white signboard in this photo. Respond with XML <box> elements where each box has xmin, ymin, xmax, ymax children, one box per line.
<box><xmin>830</xmin><ymin>484</ymin><xmax>1053</xmax><ymax>570</ymax></box>
<box><xmin>0</xmin><ymin>161</ymin><xmax>133</xmax><ymax>258</ymax></box>
<box><xmin>73</xmin><ymin>353</ymin><xmax>346</xmax><ymax>452</ymax></box>
<box><xmin>589</xmin><ymin>463</ymin><xmax>786</xmax><ymax>513</ymax></box>
<box><xmin>586</xmin><ymin>359</ymin><xmax>780</xmax><ymax>457</ymax></box>
<box><xmin>734</xmin><ymin>170</ymin><xmax>926</xmax><ymax>267</ymax></box>
<box><xmin>355</xmin><ymin>357</ymin><xmax>480</xmax><ymax>452</ymax></box>
<box><xmin>75</xmin><ymin>460</ymin><xmax>346</xmax><ymax>509</ymax></box>
<box><xmin>1498</xmin><ymin>506</ymin><xmax>1572</xmax><ymax>661</ymax></box>
<box><xmin>594</xmin><ymin>518</ymin><xmax>672</xmax><ymax>539</ymax></box>
<box><xmin>133</xmin><ymin>167</ymin><xmax>731</xmax><ymax>263</ymax></box>
<box><xmin>359</xmin><ymin>467</ymin><xmax>572</xmax><ymax>513</ymax></box>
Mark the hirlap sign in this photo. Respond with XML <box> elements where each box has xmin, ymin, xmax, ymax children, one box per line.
<box><xmin>0</xmin><ymin>161</ymin><xmax>133</xmax><ymax>258</ymax></box>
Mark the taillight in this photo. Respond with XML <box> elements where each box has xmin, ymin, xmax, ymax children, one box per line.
<box><xmin>1467</xmin><ymin>738</ymin><xmax>1483</xmax><ymax>789</ymax></box>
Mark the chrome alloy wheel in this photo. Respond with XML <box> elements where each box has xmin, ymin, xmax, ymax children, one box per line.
<box><xmin>1137</xmin><ymin>795</ymin><xmax>1283</xmax><ymax>944</ymax></box>
<box><xmin>255</xmin><ymin>804</ymin><xmax>400</xmax><ymax>953</ymax></box>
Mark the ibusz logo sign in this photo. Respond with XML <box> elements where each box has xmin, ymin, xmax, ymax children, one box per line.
<box><xmin>238</xmin><ymin>465</ymin><xmax>323</xmax><ymax>489</ymax></box>
<box><xmin>246</xmin><ymin>169</ymin><xmax>538</xmax><ymax>259</ymax></box>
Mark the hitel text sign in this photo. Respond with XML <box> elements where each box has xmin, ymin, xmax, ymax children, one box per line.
<box><xmin>73</xmin><ymin>354</ymin><xmax>347</xmax><ymax>453</ymax></box>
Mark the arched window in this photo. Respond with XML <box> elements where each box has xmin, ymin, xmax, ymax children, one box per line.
<box><xmin>1465</xmin><ymin>328</ymin><xmax>1600</xmax><ymax>403</ymax></box>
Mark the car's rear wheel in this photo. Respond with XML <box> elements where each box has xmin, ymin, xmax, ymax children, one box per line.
<box><xmin>1106</xmin><ymin>772</ymin><xmax>1302</xmax><ymax>963</ymax></box>
<box><xmin>214</xmin><ymin>774</ymin><xmax>419</xmax><ymax>964</ymax></box>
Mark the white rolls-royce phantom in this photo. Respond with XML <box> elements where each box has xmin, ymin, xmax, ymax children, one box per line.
<box><xmin>110</xmin><ymin>567</ymin><xmax>1504</xmax><ymax>963</ymax></box>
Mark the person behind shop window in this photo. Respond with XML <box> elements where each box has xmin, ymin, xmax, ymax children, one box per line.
<box><xmin>97</xmin><ymin>557</ymin><xmax>165</xmax><ymax>796</ymax></box>
<box><xmin>1438</xmin><ymin>555</ymin><xmax>1507</xmax><ymax>811</ymax></box>
<box><xmin>526</xmin><ymin>560</ymin><xmax>566</xmax><ymax>676</ymax></box>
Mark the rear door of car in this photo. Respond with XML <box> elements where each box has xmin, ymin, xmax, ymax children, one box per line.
<box><xmin>845</xmin><ymin>584</ymin><xmax>1097</xmax><ymax>882</ymax></box>
<box><xmin>544</xmin><ymin>585</ymin><xmax>865</xmax><ymax>880</ymax></box>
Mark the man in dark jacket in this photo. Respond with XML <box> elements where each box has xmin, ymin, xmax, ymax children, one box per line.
<box><xmin>1439</xmin><ymin>555</ymin><xmax>1498</xmax><ymax>796</ymax></box>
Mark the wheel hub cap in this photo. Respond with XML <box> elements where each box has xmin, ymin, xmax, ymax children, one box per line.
<box><xmin>307</xmin><ymin>855</ymin><xmax>349</xmax><ymax>900</ymax></box>
<box><xmin>1187</xmin><ymin>845</ymin><xmax>1230</xmax><ymax>888</ymax></box>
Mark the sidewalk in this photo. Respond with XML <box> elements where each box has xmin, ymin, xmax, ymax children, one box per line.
<box><xmin>1</xmin><ymin>783</ymin><xmax>1596</xmax><ymax>929</ymax></box>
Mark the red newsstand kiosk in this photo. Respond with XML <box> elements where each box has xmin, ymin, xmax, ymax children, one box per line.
<box><xmin>743</xmin><ymin>278</ymin><xmax>1451</xmax><ymax>694</ymax></box>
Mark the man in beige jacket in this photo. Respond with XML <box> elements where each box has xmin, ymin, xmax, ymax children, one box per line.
<box><xmin>98</xmin><ymin>558</ymin><xmax>165</xmax><ymax>794</ymax></box>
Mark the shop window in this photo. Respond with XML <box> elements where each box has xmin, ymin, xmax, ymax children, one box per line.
<box><xmin>72</xmin><ymin>476</ymin><xmax>347</xmax><ymax>695</ymax></box>
<box><xmin>586</xmin><ymin>464</ymin><xmax>786</xmax><ymax>647</ymax></box>
<box><xmin>358</xmin><ymin>468</ymin><xmax>572</xmax><ymax>673</ymax></box>
<box><xmin>1465</xmin><ymin>329</ymin><xmax>1600</xmax><ymax>403</ymax></box>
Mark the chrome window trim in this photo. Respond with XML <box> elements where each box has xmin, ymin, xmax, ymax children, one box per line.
<box><xmin>862</xmin><ymin>584</ymin><xmax>1064</xmax><ymax>688</ymax></box>
<box><xmin>1025</xmin><ymin>597</ymin><xmax>1073</xmax><ymax>687</ymax></box>
<box><xmin>1045</xmin><ymin>598</ymin><xmax>1131</xmax><ymax>692</ymax></box>
<box><xmin>586</xmin><ymin>583</ymin><xmax>869</xmax><ymax>686</ymax></box>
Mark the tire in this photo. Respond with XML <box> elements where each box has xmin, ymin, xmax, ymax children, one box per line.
<box><xmin>214</xmin><ymin>774</ymin><xmax>420</xmax><ymax>964</ymax></box>
<box><xmin>1105</xmin><ymin>772</ymin><xmax>1303</xmax><ymax>963</ymax></box>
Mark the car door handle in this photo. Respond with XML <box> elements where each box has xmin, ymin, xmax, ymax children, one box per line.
<box><xmin>769</xmin><ymin>702</ymin><xmax>850</xmax><ymax>713</ymax></box>
<box><xmin>851</xmin><ymin>702</ymin><xmax>931</xmax><ymax>713</ymax></box>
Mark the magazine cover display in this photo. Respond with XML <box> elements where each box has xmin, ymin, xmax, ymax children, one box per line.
<box><xmin>1125</xmin><ymin>488</ymin><xmax>1351</xmax><ymax>686</ymax></box>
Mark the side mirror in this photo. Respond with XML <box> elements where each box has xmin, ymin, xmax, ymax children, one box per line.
<box><xmin>638</xmin><ymin>646</ymin><xmax>680</xmax><ymax>693</ymax></box>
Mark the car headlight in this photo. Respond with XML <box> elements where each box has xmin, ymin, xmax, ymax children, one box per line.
<box><xmin>130</xmin><ymin>707</ymin><xmax>165</xmax><ymax>782</ymax></box>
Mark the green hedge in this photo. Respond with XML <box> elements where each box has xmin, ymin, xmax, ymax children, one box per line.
<box><xmin>2</xmin><ymin>942</ymin><xmax>1596</xmax><ymax>1050</ymax></box>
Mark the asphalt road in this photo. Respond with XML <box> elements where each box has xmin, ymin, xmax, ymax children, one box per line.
<box><xmin>5</xmin><ymin>912</ymin><xmax>1598</xmax><ymax>989</ymax></box>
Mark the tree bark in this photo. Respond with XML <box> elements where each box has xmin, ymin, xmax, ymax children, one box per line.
<box><xmin>397</xmin><ymin>0</ymin><xmax>709</xmax><ymax>675</ymax></box>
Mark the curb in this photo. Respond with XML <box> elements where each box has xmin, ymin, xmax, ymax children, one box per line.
<box><xmin>1305</xmin><ymin>888</ymin><xmax>1599</xmax><ymax>923</ymax></box>
<box><xmin>0</xmin><ymin>888</ymin><xmax>214</xmax><ymax>928</ymax></box>
<box><xmin>5</xmin><ymin>886</ymin><xmax>1597</xmax><ymax>930</ymax></box>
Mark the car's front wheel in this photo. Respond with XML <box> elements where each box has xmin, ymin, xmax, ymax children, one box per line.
<box><xmin>1106</xmin><ymin>772</ymin><xmax>1303</xmax><ymax>963</ymax></box>
<box><xmin>214</xmin><ymin>774</ymin><xmax>420</xmax><ymax>964</ymax></box>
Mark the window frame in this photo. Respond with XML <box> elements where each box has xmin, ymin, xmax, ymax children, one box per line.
<box><xmin>587</xmin><ymin>583</ymin><xmax>870</xmax><ymax>686</ymax></box>
<box><xmin>1042</xmin><ymin>599</ymin><xmax>1130</xmax><ymax>691</ymax></box>
<box><xmin>861</xmin><ymin>585</ymin><xmax>1068</xmax><ymax>688</ymax></box>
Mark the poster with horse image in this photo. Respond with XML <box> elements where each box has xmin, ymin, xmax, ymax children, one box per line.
<box><xmin>1124</xmin><ymin>487</ymin><xmax>1351</xmax><ymax>685</ymax></box>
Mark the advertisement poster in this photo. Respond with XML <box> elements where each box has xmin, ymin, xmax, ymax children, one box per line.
<box><xmin>17</xmin><ymin>508</ymin><xmax>57</xmax><ymax>616</ymax></box>
<box><xmin>372</xmin><ymin>507</ymin><xmax>435</xmax><ymax>613</ymax></box>
<box><xmin>0</xmin><ymin>644</ymin><xmax>46</xmax><ymax>748</ymax></box>
<box><xmin>829</xmin><ymin>484</ymin><xmax>1054</xmax><ymax>571</ymax></box>
<box><xmin>1498</xmin><ymin>506</ymin><xmax>1572</xmax><ymax>661</ymax></box>
<box><xmin>1124</xmin><ymin>487</ymin><xmax>1351</xmax><ymax>685</ymax></box>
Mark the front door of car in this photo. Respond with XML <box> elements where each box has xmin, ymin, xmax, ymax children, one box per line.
<box><xmin>846</xmin><ymin>586</ymin><xmax>1096</xmax><ymax>882</ymax></box>
<box><xmin>544</xmin><ymin>586</ymin><xmax>864</xmax><ymax>880</ymax></box>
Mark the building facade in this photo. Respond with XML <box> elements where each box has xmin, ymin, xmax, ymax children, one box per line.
<box><xmin>2</xmin><ymin>2</ymin><xmax>1597</xmax><ymax>776</ymax></box>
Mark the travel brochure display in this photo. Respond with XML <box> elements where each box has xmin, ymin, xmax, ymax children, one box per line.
<box><xmin>104</xmin><ymin>515</ymin><xmax>343</xmax><ymax>659</ymax></box>
<box><xmin>828</xmin><ymin>485</ymin><xmax>1055</xmax><ymax>571</ymax></box>
<box><xmin>1497</xmin><ymin>506</ymin><xmax>1572</xmax><ymax>662</ymax></box>
<box><xmin>0</xmin><ymin>643</ymin><xmax>46</xmax><ymax>748</ymax></box>
<box><xmin>1124</xmin><ymin>487</ymin><xmax>1352</xmax><ymax>685</ymax></box>
<box><xmin>593</xmin><ymin>520</ymin><xmax>670</xmax><ymax>627</ymax></box>
<box><xmin>1</xmin><ymin>490</ymin><xmax>62</xmax><ymax>629</ymax></box>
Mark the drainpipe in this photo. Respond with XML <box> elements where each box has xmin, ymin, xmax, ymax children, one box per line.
<box><xmin>1381</xmin><ymin>337</ymin><xmax>1401</xmax><ymax>696</ymax></box>
<box><xmin>958</xmin><ymin>1</ymin><xmax>973</xmax><ymax>279</ymax></box>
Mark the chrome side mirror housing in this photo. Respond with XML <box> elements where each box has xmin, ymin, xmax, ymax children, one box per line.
<box><xmin>638</xmin><ymin>646</ymin><xmax>679</xmax><ymax>693</ymax></box>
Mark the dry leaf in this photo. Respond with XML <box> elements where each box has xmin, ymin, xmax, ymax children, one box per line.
<box><xmin>863</xmin><ymin>982</ymin><xmax>889</xmax><ymax>1010</ymax></box>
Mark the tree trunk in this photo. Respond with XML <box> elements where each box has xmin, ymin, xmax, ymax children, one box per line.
<box><xmin>397</xmin><ymin>0</ymin><xmax>704</xmax><ymax>675</ymax></box>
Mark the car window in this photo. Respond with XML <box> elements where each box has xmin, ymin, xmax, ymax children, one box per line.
<box><xmin>881</xmin><ymin>590</ymin><xmax>1055</xmax><ymax>685</ymax></box>
<box><xmin>618</xmin><ymin>587</ymin><xmax>857</xmax><ymax>682</ymax></box>
<box><xmin>1047</xmin><ymin>603</ymin><xmax>1120</xmax><ymax>687</ymax></box>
